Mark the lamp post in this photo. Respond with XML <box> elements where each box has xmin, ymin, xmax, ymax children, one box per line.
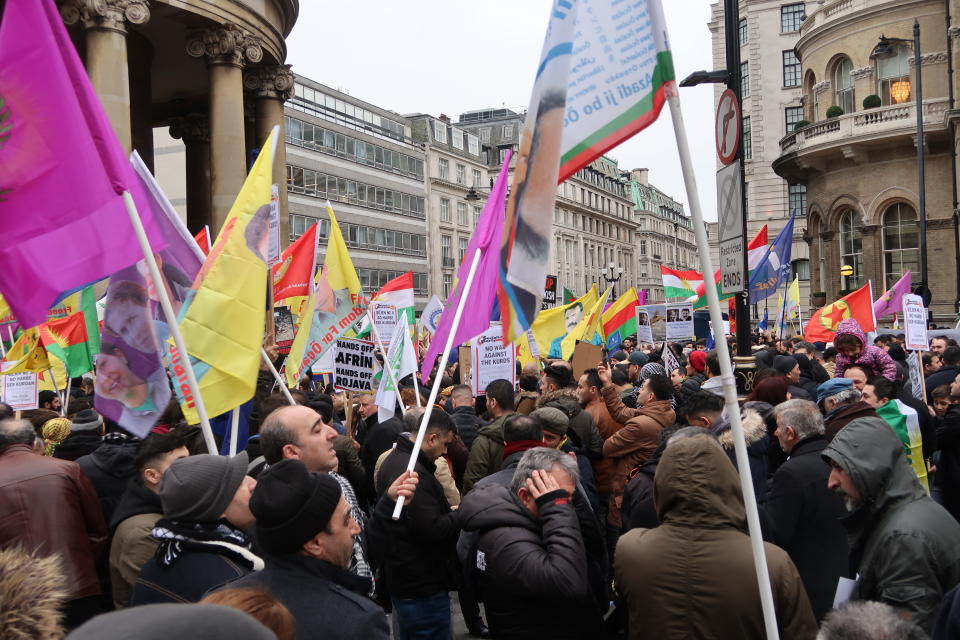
<box><xmin>601</xmin><ymin>262</ymin><xmax>624</xmax><ymax>299</ymax></box>
<box><xmin>873</xmin><ymin>22</ymin><xmax>929</xmax><ymax>309</ymax></box>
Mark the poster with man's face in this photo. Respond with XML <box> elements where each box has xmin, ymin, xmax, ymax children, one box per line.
<box><xmin>666</xmin><ymin>304</ymin><xmax>695</xmax><ymax>340</ymax></box>
<box><xmin>636</xmin><ymin>305</ymin><xmax>666</xmax><ymax>344</ymax></box>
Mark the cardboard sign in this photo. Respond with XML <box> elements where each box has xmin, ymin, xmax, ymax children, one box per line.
<box><xmin>333</xmin><ymin>338</ymin><xmax>378</xmax><ymax>392</ymax></box>
<box><xmin>370</xmin><ymin>301</ymin><xmax>398</xmax><ymax>346</ymax></box>
<box><xmin>458</xmin><ymin>345</ymin><xmax>472</xmax><ymax>387</ymax></box>
<box><xmin>665</xmin><ymin>304</ymin><xmax>695</xmax><ymax>340</ymax></box>
<box><xmin>572</xmin><ymin>341</ymin><xmax>603</xmax><ymax>379</ymax></box>
<box><xmin>471</xmin><ymin>325</ymin><xmax>515</xmax><ymax>396</ymax></box>
<box><xmin>902</xmin><ymin>294</ymin><xmax>928</xmax><ymax>351</ymax></box>
<box><xmin>2</xmin><ymin>369</ymin><xmax>38</xmax><ymax>410</ymax></box>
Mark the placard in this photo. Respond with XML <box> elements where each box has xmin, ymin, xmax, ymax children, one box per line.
<box><xmin>370</xmin><ymin>302</ymin><xmax>398</xmax><ymax>346</ymax></box>
<box><xmin>542</xmin><ymin>274</ymin><xmax>558</xmax><ymax>310</ymax></box>
<box><xmin>636</xmin><ymin>304</ymin><xmax>666</xmax><ymax>345</ymax></box>
<box><xmin>572</xmin><ymin>341</ymin><xmax>603</xmax><ymax>379</ymax></box>
<box><xmin>665</xmin><ymin>304</ymin><xmax>694</xmax><ymax>340</ymax></box>
<box><xmin>471</xmin><ymin>325</ymin><xmax>515</xmax><ymax>396</ymax></box>
<box><xmin>333</xmin><ymin>338</ymin><xmax>378</xmax><ymax>392</ymax></box>
<box><xmin>267</xmin><ymin>184</ymin><xmax>281</xmax><ymax>266</ymax></box>
<box><xmin>1</xmin><ymin>369</ymin><xmax>38</xmax><ymax>410</ymax></box>
<box><xmin>902</xmin><ymin>294</ymin><xmax>928</xmax><ymax>351</ymax></box>
<box><xmin>458</xmin><ymin>346</ymin><xmax>472</xmax><ymax>387</ymax></box>
<box><xmin>274</xmin><ymin>306</ymin><xmax>295</xmax><ymax>355</ymax></box>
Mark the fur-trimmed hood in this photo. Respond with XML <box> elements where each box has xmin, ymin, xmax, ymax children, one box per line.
<box><xmin>535</xmin><ymin>387</ymin><xmax>583</xmax><ymax>418</ymax></box>
<box><xmin>712</xmin><ymin>408</ymin><xmax>767</xmax><ymax>451</ymax></box>
<box><xmin>0</xmin><ymin>547</ymin><xmax>66</xmax><ymax>640</ymax></box>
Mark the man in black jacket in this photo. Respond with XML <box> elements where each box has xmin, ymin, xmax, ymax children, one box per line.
<box><xmin>926</xmin><ymin>345</ymin><xmax>960</xmax><ymax>397</ymax></box>
<box><xmin>766</xmin><ymin>399</ymin><xmax>848</xmax><ymax>621</ymax></box>
<box><xmin>448</xmin><ymin>384</ymin><xmax>486</xmax><ymax>450</ymax></box>
<box><xmin>223</xmin><ymin>459</ymin><xmax>391</xmax><ymax>640</ymax></box>
<box><xmin>358</xmin><ymin>392</ymin><xmax>403</xmax><ymax>506</ymax></box>
<box><xmin>369</xmin><ymin>408</ymin><xmax>461</xmax><ymax>639</ymax></box>
<box><xmin>457</xmin><ymin>447</ymin><xmax>595</xmax><ymax>639</ymax></box>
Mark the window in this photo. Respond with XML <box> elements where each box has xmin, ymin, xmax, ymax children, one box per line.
<box><xmin>792</xmin><ymin>259</ymin><xmax>810</xmax><ymax>281</ymax></box>
<box><xmin>882</xmin><ymin>203</ymin><xmax>920</xmax><ymax>289</ymax></box>
<box><xmin>438</xmin><ymin>158</ymin><xmax>449</xmax><ymax>180</ymax></box>
<box><xmin>457</xmin><ymin>202</ymin><xmax>468</xmax><ymax>226</ymax></box>
<box><xmin>741</xmin><ymin>62</ymin><xmax>750</xmax><ymax>97</ymax></box>
<box><xmin>467</xmin><ymin>134</ymin><xmax>479</xmax><ymax>156</ymax></box>
<box><xmin>499</xmin><ymin>147</ymin><xmax>511</xmax><ymax>164</ymax></box>
<box><xmin>473</xmin><ymin>206</ymin><xmax>481</xmax><ymax>227</ymax></box>
<box><xmin>783</xmin><ymin>50</ymin><xmax>801</xmax><ymax>87</ymax></box>
<box><xmin>840</xmin><ymin>209</ymin><xmax>863</xmax><ymax>289</ymax></box>
<box><xmin>785</xmin><ymin>106</ymin><xmax>804</xmax><ymax>133</ymax></box>
<box><xmin>742</xmin><ymin>116</ymin><xmax>752</xmax><ymax>160</ymax></box>
<box><xmin>639</xmin><ymin>239</ymin><xmax>647</xmax><ymax>255</ymax></box>
<box><xmin>479</xmin><ymin>127</ymin><xmax>491</xmax><ymax>142</ymax></box>
<box><xmin>443</xmin><ymin>273</ymin><xmax>453</xmax><ymax>297</ymax></box>
<box><xmin>459</xmin><ymin>237</ymin><xmax>468</xmax><ymax>263</ymax></box>
<box><xmin>502</xmin><ymin>124</ymin><xmax>513</xmax><ymax>139</ymax></box>
<box><xmin>831</xmin><ymin>57</ymin><xmax>855</xmax><ymax>114</ymax></box>
<box><xmin>781</xmin><ymin>3</ymin><xmax>805</xmax><ymax>33</ymax></box>
<box><xmin>441</xmin><ymin>235</ymin><xmax>452</xmax><ymax>267</ymax></box>
<box><xmin>452</xmin><ymin>130</ymin><xmax>464</xmax><ymax>150</ymax></box>
<box><xmin>878</xmin><ymin>45</ymin><xmax>911</xmax><ymax>105</ymax></box>
<box><xmin>738</xmin><ymin>18</ymin><xmax>747</xmax><ymax>45</ymax></box>
<box><xmin>439</xmin><ymin>198</ymin><xmax>451</xmax><ymax>222</ymax></box>
<box><xmin>456</xmin><ymin>164</ymin><xmax>466</xmax><ymax>185</ymax></box>
<box><xmin>286</xmin><ymin>165</ymin><xmax>424</xmax><ymax>218</ymax></box>
<box><xmin>788</xmin><ymin>184</ymin><xmax>807</xmax><ymax>215</ymax></box>
<box><xmin>433</xmin><ymin>121</ymin><xmax>447</xmax><ymax>144</ymax></box>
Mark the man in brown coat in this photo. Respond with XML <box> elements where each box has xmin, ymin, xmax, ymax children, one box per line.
<box><xmin>0</xmin><ymin>418</ymin><xmax>107</xmax><ymax>629</ymax></box>
<box><xmin>577</xmin><ymin>368</ymin><xmax>619</xmax><ymax>499</ymax></box>
<box><xmin>614</xmin><ymin>430</ymin><xmax>818</xmax><ymax>639</ymax></box>
<box><xmin>596</xmin><ymin>366</ymin><xmax>675</xmax><ymax>531</ymax></box>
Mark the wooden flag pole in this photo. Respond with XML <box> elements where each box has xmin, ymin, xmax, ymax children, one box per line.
<box><xmin>667</xmin><ymin>92</ymin><xmax>780</xmax><ymax>639</ymax></box>
<box><xmin>393</xmin><ymin>247</ymin><xmax>482</xmax><ymax>520</ymax></box>
<box><xmin>121</xmin><ymin>190</ymin><xmax>218</xmax><ymax>454</ymax></box>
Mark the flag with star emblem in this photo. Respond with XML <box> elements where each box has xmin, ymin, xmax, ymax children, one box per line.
<box><xmin>804</xmin><ymin>282</ymin><xmax>876</xmax><ymax>342</ymax></box>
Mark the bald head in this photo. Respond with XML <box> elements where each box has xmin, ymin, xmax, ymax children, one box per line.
<box><xmin>259</xmin><ymin>405</ymin><xmax>338</xmax><ymax>472</ymax></box>
<box><xmin>0</xmin><ymin>419</ymin><xmax>36</xmax><ymax>449</ymax></box>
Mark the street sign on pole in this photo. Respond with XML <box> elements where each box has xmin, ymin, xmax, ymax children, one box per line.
<box><xmin>715</xmin><ymin>88</ymin><xmax>741</xmax><ymax>166</ymax></box>
<box><xmin>717</xmin><ymin>160</ymin><xmax>745</xmax><ymax>295</ymax></box>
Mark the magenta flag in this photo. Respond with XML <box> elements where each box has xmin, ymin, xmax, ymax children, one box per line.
<box><xmin>874</xmin><ymin>270</ymin><xmax>912</xmax><ymax>319</ymax></box>
<box><xmin>638</xmin><ymin>290</ymin><xmax>648</xmax><ymax>305</ymax></box>
<box><xmin>0</xmin><ymin>0</ymin><xmax>167</xmax><ymax>328</ymax></box>
<box><xmin>421</xmin><ymin>151</ymin><xmax>512</xmax><ymax>379</ymax></box>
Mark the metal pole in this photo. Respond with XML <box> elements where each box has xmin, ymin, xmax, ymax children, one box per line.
<box><xmin>914</xmin><ymin>20</ymin><xmax>929</xmax><ymax>314</ymax></box>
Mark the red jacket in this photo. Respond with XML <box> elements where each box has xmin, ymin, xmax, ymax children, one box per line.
<box><xmin>0</xmin><ymin>444</ymin><xmax>107</xmax><ymax>600</ymax></box>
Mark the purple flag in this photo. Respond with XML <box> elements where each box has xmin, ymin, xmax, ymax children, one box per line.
<box><xmin>874</xmin><ymin>270</ymin><xmax>912</xmax><ymax>319</ymax></box>
<box><xmin>638</xmin><ymin>290</ymin><xmax>648</xmax><ymax>306</ymax></box>
<box><xmin>0</xmin><ymin>0</ymin><xmax>167</xmax><ymax>328</ymax></box>
<box><xmin>422</xmin><ymin>152</ymin><xmax>511</xmax><ymax>379</ymax></box>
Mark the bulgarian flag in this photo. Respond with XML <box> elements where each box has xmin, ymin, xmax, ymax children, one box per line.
<box><xmin>603</xmin><ymin>288</ymin><xmax>640</xmax><ymax>350</ymax></box>
<box><xmin>660</xmin><ymin>266</ymin><xmax>703</xmax><ymax>300</ymax></box>
<box><xmin>38</xmin><ymin>311</ymin><xmax>94</xmax><ymax>377</ymax></box>
<box><xmin>804</xmin><ymin>282</ymin><xmax>876</xmax><ymax>342</ymax></box>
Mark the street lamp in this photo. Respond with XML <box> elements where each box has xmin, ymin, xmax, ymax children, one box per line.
<box><xmin>601</xmin><ymin>262</ymin><xmax>624</xmax><ymax>298</ymax></box>
<box><xmin>465</xmin><ymin>186</ymin><xmax>481</xmax><ymax>201</ymax></box>
<box><xmin>872</xmin><ymin>22</ymin><xmax>929</xmax><ymax>307</ymax></box>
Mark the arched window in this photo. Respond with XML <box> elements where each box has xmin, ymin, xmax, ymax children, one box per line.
<box><xmin>833</xmin><ymin>57</ymin><xmax>854</xmax><ymax>113</ymax></box>
<box><xmin>877</xmin><ymin>45</ymin><xmax>911</xmax><ymax>105</ymax></box>
<box><xmin>804</xmin><ymin>70</ymin><xmax>818</xmax><ymax>121</ymax></box>
<box><xmin>840</xmin><ymin>210</ymin><xmax>863</xmax><ymax>290</ymax></box>
<box><xmin>882</xmin><ymin>202</ymin><xmax>919</xmax><ymax>289</ymax></box>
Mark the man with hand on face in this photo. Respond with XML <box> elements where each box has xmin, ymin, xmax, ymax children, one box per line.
<box><xmin>822</xmin><ymin>417</ymin><xmax>960</xmax><ymax>633</ymax></box>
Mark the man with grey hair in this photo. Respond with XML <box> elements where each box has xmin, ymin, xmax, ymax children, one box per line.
<box><xmin>766</xmin><ymin>399</ymin><xmax>849</xmax><ymax>621</ymax></box>
<box><xmin>818</xmin><ymin>377</ymin><xmax>878</xmax><ymax>441</ymax></box>
<box><xmin>458</xmin><ymin>447</ymin><xmax>598</xmax><ymax>638</ymax></box>
<box><xmin>818</xmin><ymin>601</ymin><xmax>928</xmax><ymax>640</ymax></box>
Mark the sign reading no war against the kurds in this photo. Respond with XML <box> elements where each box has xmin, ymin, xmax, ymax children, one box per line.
<box><xmin>471</xmin><ymin>324</ymin><xmax>515</xmax><ymax>396</ymax></box>
<box><xmin>333</xmin><ymin>338</ymin><xmax>378</xmax><ymax>393</ymax></box>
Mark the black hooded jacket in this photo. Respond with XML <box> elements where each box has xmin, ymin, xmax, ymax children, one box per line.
<box><xmin>77</xmin><ymin>434</ymin><xmax>140</xmax><ymax>524</ymax></box>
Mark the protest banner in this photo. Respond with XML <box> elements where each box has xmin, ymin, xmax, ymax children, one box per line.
<box><xmin>333</xmin><ymin>338</ymin><xmax>377</xmax><ymax>393</ymax></box>
<box><xmin>2</xmin><ymin>365</ymin><xmax>38</xmax><ymax>410</ymax></box>
<box><xmin>471</xmin><ymin>325</ymin><xmax>515</xmax><ymax>396</ymax></box>
<box><xmin>274</xmin><ymin>306</ymin><xmax>295</xmax><ymax>355</ymax></box>
<box><xmin>666</xmin><ymin>303</ymin><xmax>695</xmax><ymax>340</ymax></box>
<box><xmin>371</xmin><ymin>301</ymin><xmax>398</xmax><ymax>347</ymax></box>
<box><xmin>542</xmin><ymin>274</ymin><xmax>558</xmax><ymax>310</ymax></box>
<box><xmin>636</xmin><ymin>305</ymin><xmax>666</xmax><ymax>345</ymax></box>
<box><xmin>902</xmin><ymin>294</ymin><xmax>929</xmax><ymax>352</ymax></box>
<box><xmin>458</xmin><ymin>346</ymin><xmax>472</xmax><ymax>388</ymax></box>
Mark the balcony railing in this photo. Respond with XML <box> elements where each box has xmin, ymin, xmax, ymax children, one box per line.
<box><xmin>779</xmin><ymin>98</ymin><xmax>949</xmax><ymax>154</ymax></box>
<box><xmin>800</xmin><ymin>0</ymin><xmax>867</xmax><ymax>35</ymax></box>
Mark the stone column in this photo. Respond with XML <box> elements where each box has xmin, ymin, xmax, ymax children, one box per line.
<box><xmin>820</xmin><ymin>231</ymin><xmax>836</xmax><ymax>299</ymax></box>
<box><xmin>169</xmin><ymin>114</ymin><xmax>212</xmax><ymax>233</ymax></box>
<box><xmin>60</xmin><ymin>0</ymin><xmax>150</xmax><ymax>152</ymax></box>
<box><xmin>245</xmin><ymin>65</ymin><xmax>294</xmax><ymax>248</ymax></box>
<box><xmin>860</xmin><ymin>225</ymin><xmax>881</xmax><ymax>293</ymax></box>
<box><xmin>128</xmin><ymin>30</ymin><xmax>154</xmax><ymax>170</ymax></box>
<box><xmin>186</xmin><ymin>26</ymin><xmax>262</xmax><ymax>234</ymax></box>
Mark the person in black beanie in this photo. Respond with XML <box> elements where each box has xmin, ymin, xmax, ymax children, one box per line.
<box><xmin>223</xmin><ymin>459</ymin><xmax>394</xmax><ymax>640</ymax></box>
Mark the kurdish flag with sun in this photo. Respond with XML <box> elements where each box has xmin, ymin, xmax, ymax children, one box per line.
<box><xmin>38</xmin><ymin>311</ymin><xmax>94</xmax><ymax>377</ymax></box>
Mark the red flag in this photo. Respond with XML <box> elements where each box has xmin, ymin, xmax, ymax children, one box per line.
<box><xmin>194</xmin><ymin>226</ymin><xmax>211</xmax><ymax>256</ymax></box>
<box><xmin>272</xmin><ymin>222</ymin><xmax>318</xmax><ymax>302</ymax></box>
<box><xmin>804</xmin><ymin>283</ymin><xmax>876</xmax><ymax>342</ymax></box>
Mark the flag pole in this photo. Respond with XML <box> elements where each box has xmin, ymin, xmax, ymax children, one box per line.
<box><xmin>368</xmin><ymin>309</ymin><xmax>406</xmax><ymax>416</ymax></box>
<box><xmin>667</xmin><ymin>92</ymin><xmax>780</xmax><ymax>639</ymax></box>
<box><xmin>393</xmin><ymin>246</ymin><xmax>483</xmax><ymax>520</ymax></box>
<box><xmin>62</xmin><ymin>377</ymin><xmax>71</xmax><ymax>416</ymax></box>
<box><xmin>228</xmin><ymin>406</ymin><xmax>239</xmax><ymax>456</ymax></box>
<box><xmin>261</xmin><ymin>347</ymin><xmax>295</xmax><ymax>405</ymax></box>
<box><xmin>120</xmin><ymin>190</ymin><xmax>218</xmax><ymax>454</ymax></box>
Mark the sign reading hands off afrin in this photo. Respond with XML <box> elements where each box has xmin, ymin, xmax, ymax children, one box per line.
<box><xmin>333</xmin><ymin>338</ymin><xmax>378</xmax><ymax>393</ymax></box>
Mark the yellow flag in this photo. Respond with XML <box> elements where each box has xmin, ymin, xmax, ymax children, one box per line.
<box><xmin>285</xmin><ymin>204</ymin><xmax>365</xmax><ymax>386</ymax></box>
<box><xmin>530</xmin><ymin>285</ymin><xmax>598</xmax><ymax>359</ymax></box>
<box><xmin>560</xmin><ymin>287</ymin><xmax>611</xmax><ymax>360</ymax></box>
<box><xmin>38</xmin><ymin>354</ymin><xmax>67</xmax><ymax>392</ymax></box>
<box><xmin>0</xmin><ymin>328</ymin><xmax>50</xmax><ymax>374</ymax></box>
<box><xmin>170</xmin><ymin>130</ymin><xmax>275</xmax><ymax>422</ymax></box>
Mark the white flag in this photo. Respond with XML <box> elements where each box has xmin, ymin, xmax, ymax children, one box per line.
<box><xmin>376</xmin><ymin>317</ymin><xmax>418</xmax><ymax>423</ymax></box>
<box><xmin>417</xmin><ymin>295</ymin><xmax>445</xmax><ymax>336</ymax></box>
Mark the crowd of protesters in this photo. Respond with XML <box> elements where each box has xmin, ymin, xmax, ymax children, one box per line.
<box><xmin>2</xmin><ymin>318</ymin><xmax>960</xmax><ymax>639</ymax></box>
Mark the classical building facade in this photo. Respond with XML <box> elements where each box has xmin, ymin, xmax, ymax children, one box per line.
<box><xmin>710</xmin><ymin>0</ymin><xmax>812</xmax><ymax>316</ymax></box>
<box><xmin>58</xmin><ymin>0</ymin><xmax>299</xmax><ymax>241</ymax></box>
<box><xmin>283</xmin><ymin>76</ymin><xmax>430</xmax><ymax>304</ymax></box>
<box><xmin>629</xmin><ymin>168</ymin><xmax>698</xmax><ymax>302</ymax></box>
<box><xmin>407</xmin><ymin>114</ymin><xmax>489</xmax><ymax>298</ymax></box>
<box><xmin>772</xmin><ymin>0</ymin><xmax>960</xmax><ymax>321</ymax></box>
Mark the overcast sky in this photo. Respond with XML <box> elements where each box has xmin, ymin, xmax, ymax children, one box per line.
<box><xmin>286</xmin><ymin>0</ymin><xmax>719</xmax><ymax>221</ymax></box>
